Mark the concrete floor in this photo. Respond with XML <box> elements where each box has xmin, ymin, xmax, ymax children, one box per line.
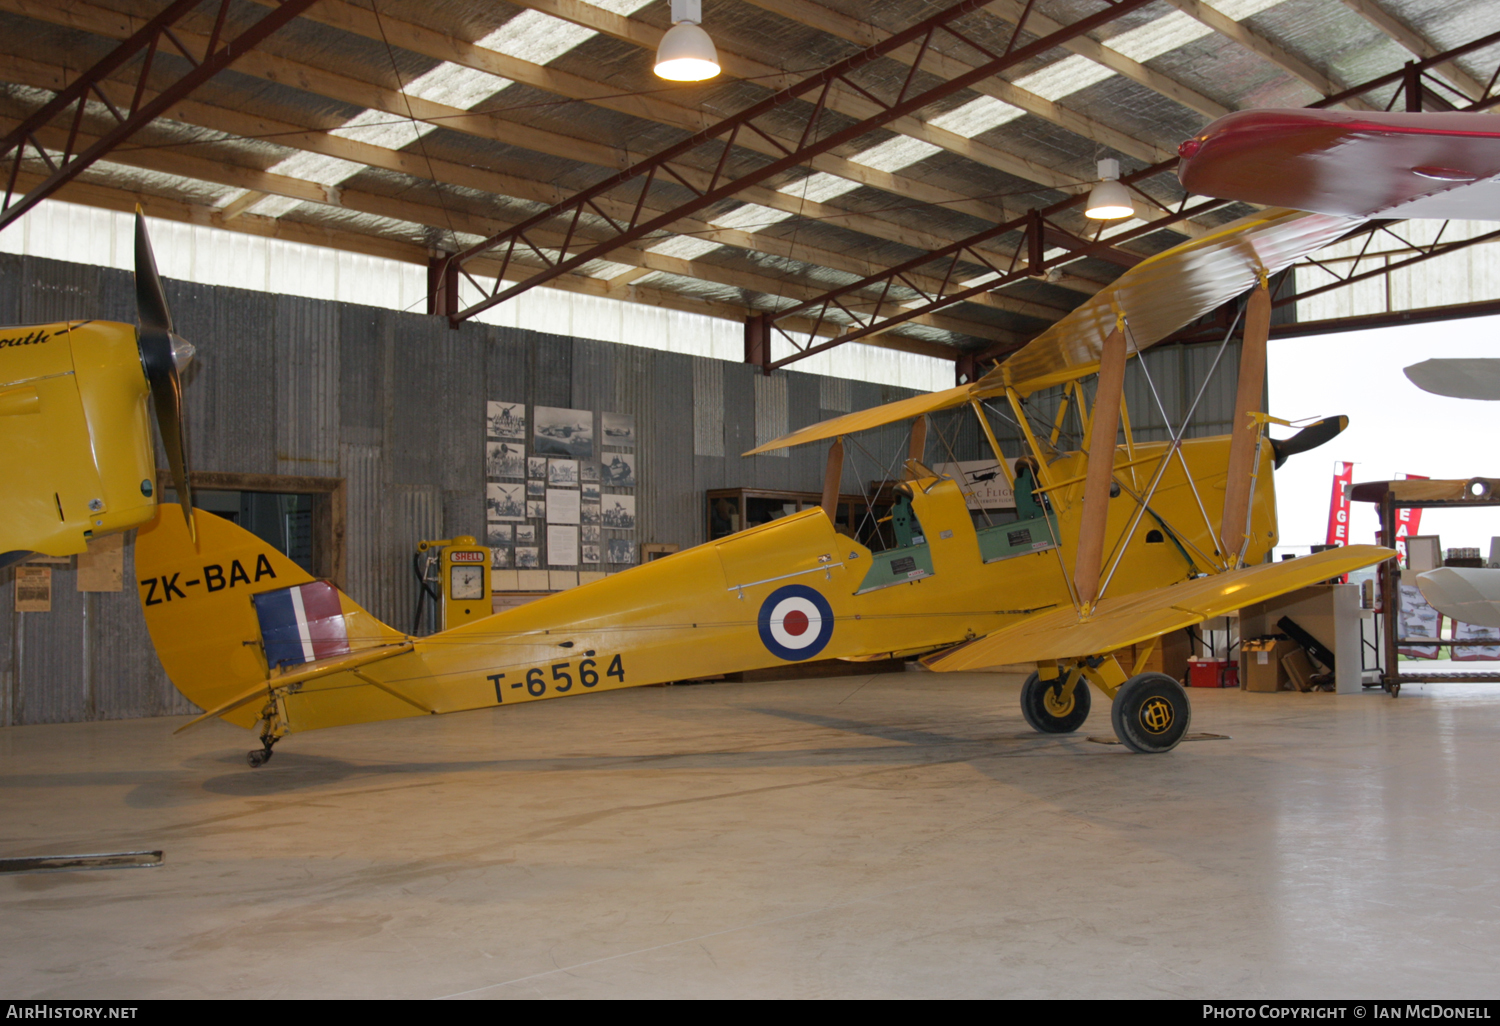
<box><xmin>2</xmin><ymin>672</ymin><xmax>1498</xmax><ymax>999</ymax></box>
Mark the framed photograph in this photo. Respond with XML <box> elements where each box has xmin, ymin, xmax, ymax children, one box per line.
<box><xmin>581</xmin><ymin>502</ymin><xmax>600</xmax><ymax>525</ymax></box>
<box><xmin>602</xmin><ymin>494</ymin><xmax>636</xmax><ymax>530</ymax></box>
<box><xmin>581</xmin><ymin>524</ymin><xmax>600</xmax><ymax>545</ymax></box>
<box><xmin>581</xmin><ymin>543</ymin><xmax>600</xmax><ymax>565</ymax></box>
<box><xmin>487</xmin><ymin>401</ymin><xmax>525</xmax><ymax>440</ymax></box>
<box><xmin>582</xmin><ymin>482</ymin><xmax>600</xmax><ymax>500</ymax></box>
<box><xmin>547</xmin><ymin>525</ymin><xmax>578</xmax><ymax>566</ymax></box>
<box><xmin>533</xmin><ymin>406</ymin><xmax>593</xmax><ymax>459</ymax></box>
<box><xmin>642</xmin><ymin>543</ymin><xmax>679</xmax><ymax>562</ymax></box>
<box><xmin>547</xmin><ymin>488</ymin><xmax>581</xmax><ymax>525</ymax></box>
<box><xmin>486</xmin><ymin>483</ymin><xmax>525</xmax><ymax>521</ymax></box>
<box><xmin>486</xmin><ymin>440</ymin><xmax>524</xmax><ymax>479</ymax></box>
<box><xmin>486</xmin><ymin>524</ymin><xmax>512</xmax><ymax>547</ymax></box>
<box><xmin>527</xmin><ymin>479</ymin><xmax>546</xmax><ymax>496</ymax></box>
<box><xmin>491</xmin><ymin>547</ymin><xmax>510</xmax><ymax>569</ymax></box>
<box><xmin>515</xmin><ymin>524</ymin><xmax>536</xmax><ymax>545</ymax></box>
<box><xmin>607</xmin><ymin>538</ymin><xmax>637</xmax><ymax>566</ymax></box>
<box><xmin>602</xmin><ymin>411</ymin><xmax>636</xmax><ymax>448</ymax></box>
<box><xmin>527</xmin><ymin>499</ymin><xmax>546</xmax><ymax>519</ymax></box>
<box><xmin>602</xmin><ymin>453</ymin><xmax>636</xmax><ymax>488</ymax></box>
<box><xmin>547</xmin><ymin>458</ymin><xmax>579</xmax><ymax>486</ymax></box>
<box><xmin>580</xmin><ymin>460</ymin><xmax>600</xmax><ymax>483</ymax></box>
<box><xmin>527</xmin><ymin>456</ymin><xmax>547</xmax><ymax>479</ymax></box>
<box><xmin>515</xmin><ymin>546</ymin><xmax>540</xmax><ymax>569</ymax></box>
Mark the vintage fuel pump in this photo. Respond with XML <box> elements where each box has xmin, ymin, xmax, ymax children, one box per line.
<box><xmin>412</xmin><ymin>536</ymin><xmax>490</xmax><ymax>633</ymax></box>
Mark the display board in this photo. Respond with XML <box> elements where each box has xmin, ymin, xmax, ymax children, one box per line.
<box><xmin>486</xmin><ymin>403</ymin><xmax>638</xmax><ymax>582</ymax></box>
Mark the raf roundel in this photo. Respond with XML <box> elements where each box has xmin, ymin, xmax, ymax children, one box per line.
<box><xmin>757</xmin><ymin>584</ymin><xmax>835</xmax><ymax>661</ymax></box>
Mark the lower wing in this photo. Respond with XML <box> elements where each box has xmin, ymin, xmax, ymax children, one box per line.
<box><xmin>924</xmin><ymin>545</ymin><xmax>1393</xmax><ymax>671</ymax></box>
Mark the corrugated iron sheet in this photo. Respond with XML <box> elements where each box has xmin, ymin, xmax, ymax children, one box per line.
<box><xmin>0</xmin><ymin>252</ymin><xmax>1244</xmax><ymax>726</ymax></box>
<box><xmin>693</xmin><ymin>357</ymin><xmax>726</xmax><ymax>457</ymax></box>
<box><xmin>275</xmin><ymin>295</ymin><xmax>341</xmax><ymax>477</ymax></box>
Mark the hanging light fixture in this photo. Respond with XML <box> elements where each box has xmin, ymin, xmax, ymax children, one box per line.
<box><xmin>655</xmin><ymin>0</ymin><xmax>720</xmax><ymax>81</ymax></box>
<box><xmin>1085</xmin><ymin>158</ymin><xmax>1134</xmax><ymax>220</ymax></box>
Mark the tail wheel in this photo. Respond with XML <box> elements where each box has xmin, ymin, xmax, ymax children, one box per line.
<box><xmin>1020</xmin><ymin>671</ymin><xmax>1092</xmax><ymax>734</ymax></box>
<box><xmin>1110</xmin><ymin>673</ymin><xmax>1191</xmax><ymax>753</ymax></box>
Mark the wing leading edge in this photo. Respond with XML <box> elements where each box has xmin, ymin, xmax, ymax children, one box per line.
<box><xmin>923</xmin><ymin>545</ymin><xmax>1393</xmax><ymax>672</ymax></box>
<box><xmin>746</xmin><ymin>208</ymin><xmax>1360</xmax><ymax>456</ymax></box>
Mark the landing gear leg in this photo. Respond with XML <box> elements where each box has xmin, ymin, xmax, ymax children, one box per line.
<box><xmin>247</xmin><ymin>696</ymin><xmax>288</xmax><ymax>769</ymax></box>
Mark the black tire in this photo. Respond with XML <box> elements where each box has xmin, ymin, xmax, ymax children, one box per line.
<box><xmin>1110</xmin><ymin>672</ymin><xmax>1191</xmax><ymax>753</ymax></box>
<box><xmin>1020</xmin><ymin>671</ymin><xmax>1092</xmax><ymax>734</ymax></box>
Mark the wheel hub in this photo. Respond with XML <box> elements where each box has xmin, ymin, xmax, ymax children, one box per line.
<box><xmin>1138</xmin><ymin>695</ymin><xmax>1175</xmax><ymax>734</ymax></box>
<box><xmin>1043</xmin><ymin>685</ymin><xmax>1075</xmax><ymax>718</ymax></box>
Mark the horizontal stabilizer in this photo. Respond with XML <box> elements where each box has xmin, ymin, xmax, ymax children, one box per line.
<box><xmin>172</xmin><ymin>642</ymin><xmax>416</xmax><ymax>734</ymax></box>
<box><xmin>923</xmin><ymin>545</ymin><xmax>1393</xmax><ymax>672</ymax></box>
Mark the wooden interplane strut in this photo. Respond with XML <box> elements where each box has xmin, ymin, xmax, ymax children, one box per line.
<box><xmin>1219</xmin><ymin>282</ymin><xmax>1269</xmax><ymax>565</ymax></box>
<box><xmin>0</xmin><ymin>0</ymin><xmax>322</xmax><ymax>230</ymax></box>
<box><xmin>1073</xmin><ymin>327</ymin><xmax>1127</xmax><ymax>612</ymax></box>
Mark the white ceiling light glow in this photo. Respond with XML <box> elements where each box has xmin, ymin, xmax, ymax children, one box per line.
<box><xmin>655</xmin><ymin>0</ymin><xmax>720</xmax><ymax>81</ymax></box>
<box><xmin>1085</xmin><ymin>158</ymin><xmax>1134</xmax><ymax>220</ymax></box>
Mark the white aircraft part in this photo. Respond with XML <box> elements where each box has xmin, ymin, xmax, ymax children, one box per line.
<box><xmin>1404</xmin><ymin>359</ymin><xmax>1500</xmax><ymax>401</ymax></box>
<box><xmin>1416</xmin><ymin>566</ymin><xmax>1500</xmax><ymax>629</ymax></box>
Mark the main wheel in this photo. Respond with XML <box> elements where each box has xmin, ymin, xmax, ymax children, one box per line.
<box><xmin>1020</xmin><ymin>671</ymin><xmax>1092</xmax><ymax>734</ymax></box>
<box><xmin>1110</xmin><ymin>672</ymin><xmax>1191</xmax><ymax>753</ymax></box>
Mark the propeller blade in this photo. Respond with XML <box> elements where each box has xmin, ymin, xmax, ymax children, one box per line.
<box><xmin>134</xmin><ymin>207</ymin><xmax>172</xmax><ymax>335</ymax></box>
<box><xmin>134</xmin><ymin>207</ymin><xmax>194</xmax><ymax>539</ymax></box>
<box><xmin>1268</xmin><ymin>415</ymin><xmax>1348</xmax><ymax>469</ymax></box>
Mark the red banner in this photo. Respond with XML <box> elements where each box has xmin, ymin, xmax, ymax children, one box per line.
<box><xmin>1394</xmin><ymin>473</ymin><xmax>1428</xmax><ymax>564</ymax></box>
<box><xmin>1326</xmin><ymin>461</ymin><xmax>1354</xmax><ymax>546</ymax></box>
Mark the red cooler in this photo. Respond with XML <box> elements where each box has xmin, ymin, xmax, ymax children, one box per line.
<box><xmin>1188</xmin><ymin>658</ymin><xmax>1238</xmax><ymax>688</ymax></box>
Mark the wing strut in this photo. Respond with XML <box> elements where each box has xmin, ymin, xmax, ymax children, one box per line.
<box><xmin>1075</xmin><ymin>325</ymin><xmax>1128</xmax><ymax>613</ymax></box>
<box><xmin>821</xmin><ymin>437</ymin><xmax>845</xmax><ymax>521</ymax></box>
<box><xmin>1220</xmin><ymin>279</ymin><xmax>1270</xmax><ymax>566</ymax></box>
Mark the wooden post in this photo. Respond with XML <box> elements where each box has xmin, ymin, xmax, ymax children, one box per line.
<box><xmin>1220</xmin><ymin>281</ymin><xmax>1270</xmax><ymax>565</ymax></box>
<box><xmin>821</xmin><ymin>437</ymin><xmax>844</xmax><ymax>522</ymax></box>
<box><xmin>1074</xmin><ymin>326</ymin><xmax>1128</xmax><ymax>612</ymax></box>
<box><xmin>905</xmin><ymin>415</ymin><xmax>927</xmax><ymax>478</ymax></box>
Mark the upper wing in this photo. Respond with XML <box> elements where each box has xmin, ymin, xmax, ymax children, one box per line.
<box><xmin>745</xmin><ymin>208</ymin><xmax>1358</xmax><ymax>455</ymax></box>
<box><xmin>984</xmin><ymin>208</ymin><xmax>1361</xmax><ymax>396</ymax></box>
<box><xmin>1405</xmin><ymin>358</ymin><xmax>1500</xmax><ymax>400</ymax></box>
<box><xmin>743</xmin><ymin>382</ymin><xmax>976</xmax><ymax>456</ymax></box>
<box><xmin>1178</xmin><ymin>109</ymin><xmax>1500</xmax><ymax>220</ymax></box>
<box><xmin>923</xmin><ymin>544</ymin><xmax>1393</xmax><ymax>671</ymax></box>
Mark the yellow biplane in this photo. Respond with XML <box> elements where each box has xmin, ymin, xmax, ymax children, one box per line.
<box><xmin>131</xmin><ymin>207</ymin><xmax>1393</xmax><ymax>766</ymax></box>
<box><xmin>0</xmin><ymin>209</ymin><xmax>197</xmax><ymax>567</ymax></box>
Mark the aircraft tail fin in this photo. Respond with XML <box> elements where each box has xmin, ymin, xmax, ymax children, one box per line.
<box><xmin>135</xmin><ymin>505</ymin><xmax>407</xmax><ymax>727</ymax></box>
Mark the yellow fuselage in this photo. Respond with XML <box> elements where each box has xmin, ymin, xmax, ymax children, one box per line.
<box><xmin>0</xmin><ymin>320</ymin><xmax>156</xmax><ymax>558</ymax></box>
<box><xmin>139</xmin><ymin>433</ymin><xmax>1275</xmax><ymax>735</ymax></box>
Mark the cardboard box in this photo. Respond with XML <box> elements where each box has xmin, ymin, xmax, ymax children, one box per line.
<box><xmin>1240</xmin><ymin>637</ymin><xmax>1299</xmax><ymax>692</ymax></box>
<box><xmin>1281</xmin><ymin>647</ymin><xmax>1317</xmax><ymax>692</ymax></box>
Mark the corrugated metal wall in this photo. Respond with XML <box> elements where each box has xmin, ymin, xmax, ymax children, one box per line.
<box><xmin>0</xmin><ymin>254</ymin><xmax>945</xmax><ymax>726</ymax></box>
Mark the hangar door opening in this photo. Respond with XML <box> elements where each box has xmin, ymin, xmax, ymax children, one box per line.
<box><xmin>158</xmin><ymin>472</ymin><xmax>347</xmax><ymax>589</ymax></box>
<box><xmin>184</xmin><ymin>491</ymin><xmax>314</xmax><ymax>574</ymax></box>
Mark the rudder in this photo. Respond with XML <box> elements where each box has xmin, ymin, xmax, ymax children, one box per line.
<box><xmin>135</xmin><ymin>505</ymin><xmax>405</xmax><ymax>726</ymax></box>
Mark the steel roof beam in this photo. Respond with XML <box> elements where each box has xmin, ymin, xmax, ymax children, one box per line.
<box><xmin>0</xmin><ymin>0</ymin><xmax>321</xmax><ymax>231</ymax></box>
<box><xmin>762</xmin><ymin>27</ymin><xmax>1500</xmax><ymax>372</ymax></box>
<box><xmin>441</xmin><ymin>0</ymin><xmax>1157</xmax><ymax>326</ymax></box>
